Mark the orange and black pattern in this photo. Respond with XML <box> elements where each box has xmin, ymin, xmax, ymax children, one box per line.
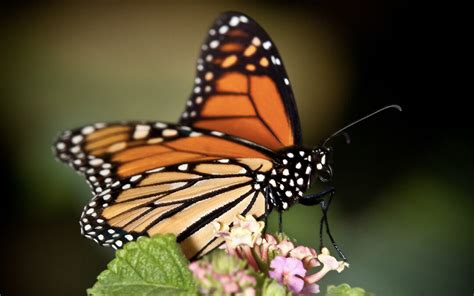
<box><xmin>53</xmin><ymin>12</ymin><xmax>315</xmax><ymax>259</ymax></box>
<box><xmin>54</xmin><ymin>122</ymin><xmax>273</xmax><ymax>258</ymax></box>
<box><xmin>180</xmin><ymin>12</ymin><xmax>302</xmax><ymax>150</ymax></box>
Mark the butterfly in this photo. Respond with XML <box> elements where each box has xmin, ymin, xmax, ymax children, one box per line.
<box><xmin>54</xmin><ymin>11</ymin><xmax>379</xmax><ymax>260</ymax></box>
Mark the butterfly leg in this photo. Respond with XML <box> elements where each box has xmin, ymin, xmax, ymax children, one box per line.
<box><xmin>299</xmin><ymin>187</ymin><xmax>334</xmax><ymax>250</ymax></box>
<box><xmin>320</xmin><ymin>192</ymin><xmax>347</xmax><ymax>261</ymax></box>
<box><xmin>263</xmin><ymin>186</ymin><xmax>272</xmax><ymax>233</ymax></box>
<box><xmin>300</xmin><ymin>188</ymin><xmax>348</xmax><ymax>261</ymax></box>
<box><xmin>299</xmin><ymin>187</ymin><xmax>335</xmax><ymax>205</ymax></box>
<box><xmin>278</xmin><ymin>211</ymin><xmax>283</xmax><ymax>233</ymax></box>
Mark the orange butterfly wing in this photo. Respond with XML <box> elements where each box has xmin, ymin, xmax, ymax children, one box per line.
<box><xmin>180</xmin><ymin>12</ymin><xmax>302</xmax><ymax>151</ymax></box>
<box><xmin>53</xmin><ymin>12</ymin><xmax>304</xmax><ymax>259</ymax></box>
<box><xmin>54</xmin><ymin>122</ymin><xmax>273</xmax><ymax>258</ymax></box>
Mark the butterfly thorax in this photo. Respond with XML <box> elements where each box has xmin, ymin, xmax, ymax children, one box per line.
<box><xmin>265</xmin><ymin>147</ymin><xmax>316</xmax><ymax>211</ymax></box>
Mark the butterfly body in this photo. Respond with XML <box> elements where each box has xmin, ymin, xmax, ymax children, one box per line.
<box><xmin>264</xmin><ymin>147</ymin><xmax>316</xmax><ymax>210</ymax></box>
<box><xmin>54</xmin><ymin>12</ymin><xmax>335</xmax><ymax>259</ymax></box>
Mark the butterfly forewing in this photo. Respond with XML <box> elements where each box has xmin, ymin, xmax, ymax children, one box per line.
<box><xmin>180</xmin><ymin>12</ymin><xmax>302</xmax><ymax>150</ymax></box>
<box><xmin>54</xmin><ymin>122</ymin><xmax>272</xmax><ymax>258</ymax></box>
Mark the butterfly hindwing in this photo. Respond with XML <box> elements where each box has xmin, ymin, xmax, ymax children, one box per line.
<box><xmin>54</xmin><ymin>122</ymin><xmax>272</xmax><ymax>258</ymax></box>
<box><xmin>180</xmin><ymin>12</ymin><xmax>302</xmax><ymax>151</ymax></box>
<box><xmin>82</xmin><ymin>157</ymin><xmax>268</xmax><ymax>259</ymax></box>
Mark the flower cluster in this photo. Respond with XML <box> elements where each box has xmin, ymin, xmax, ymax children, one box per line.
<box><xmin>189</xmin><ymin>251</ymin><xmax>257</xmax><ymax>296</ymax></box>
<box><xmin>189</xmin><ymin>215</ymin><xmax>349</xmax><ymax>295</ymax></box>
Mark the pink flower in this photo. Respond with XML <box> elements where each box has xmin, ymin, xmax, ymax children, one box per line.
<box><xmin>289</xmin><ymin>246</ymin><xmax>320</xmax><ymax>269</ymax></box>
<box><xmin>189</xmin><ymin>257</ymin><xmax>258</xmax><ymax>296</ymax></box>
<box><xmin>305</xmin><ymin>247</ymin><xmax>349</xmax><ymax>284</ymax></box>
<box><xmin>276</xmin><ymin>240</ymin><xmax>295</xmax><ymax>256</ymax></box>
<box><xmin>188</xmin><ymin>261</ymin><xmax>207</xmax><ymax>280</ymax></box>
<box><xmin>299</xmin><ymin>283</ymin><xmax>320</xmax><ymax>295</ymax></box>
<box><xmin>213</xmin><ymin>215</ymin><xmax>264</xmax><ymax>250</ymax></box>
<box><xmin>209</xmin><ymin>215</ymin><xmax>349</xmax><ymax>294</ymax></box>
<box><xmin>269</xmin><ymin>256</ymin><xmax>307</xmax><ymax>294</ymax></box>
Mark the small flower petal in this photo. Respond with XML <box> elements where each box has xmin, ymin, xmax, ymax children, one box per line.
<box><xmin>269</xmin><ymin>256</ymin><xmax>307</xmax><ymax>294</ymax></box>
<box><xmin>276</xmin><ymin>240</ymin><xmax>295</xmax><ymax>256</ymax></box>
<box><xmin>299</xmin><ymin>282</ymin><xmax>320</xmax><ymax>295</ymax></box>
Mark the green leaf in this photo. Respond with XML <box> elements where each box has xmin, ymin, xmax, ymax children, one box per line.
<box><xmin>326</xmin><ymin>284</ymin><xmax>375</xmax><ymax>296</ymax></box>
<box><xmin>87</xmin><ymin>234</ymin><xmax>198</xmax><ymax>296</ymax></box>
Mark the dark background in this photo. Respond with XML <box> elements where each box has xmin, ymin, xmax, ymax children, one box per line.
<box><xmin>1</xmin><ymin>1</ymin><xmax>471</xmax><ymax>295</ymax></box>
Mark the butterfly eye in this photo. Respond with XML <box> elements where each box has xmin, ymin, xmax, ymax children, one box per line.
<box><xmin>318</xmin><ymin>165</ymin><xmax>333</xmax><ymax>183</ymax></box>
<box><xmin>313</xmin><ymin>149</ymin><xmax>333</xmax><ymax>183</ymax></box>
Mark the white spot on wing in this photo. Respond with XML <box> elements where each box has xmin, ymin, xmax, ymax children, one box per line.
<box><xmin>89</xmin><ymin>158</ymin><xmax>103</xmax><ymax>166</ymax></box>
<box><xmin>219</xmin><ymin>25</ymin><xmax>229</xmax><ymax>34</ymax></box>
<box><xmin>229</xmin><ymin>16</ymin><xmax>240</xmax><ymax>27</ymax></box>
<box><xmin>133</xmin><ymin>124</ymin><xmax>151</xmax><ymax>140</ymax></box>
<box><xmin>81</xmin><ymin>126</ymin><xmax>95</xmax><ymax>135</ymax></box>
<box><xmin>210</xmin><ymin>40</ymin><xmax>219</xmax><ymax>48</ymax></box>
<box><xmin>130</xmin><ymin>175</ymin><xmax>142</xmax><ymax>182</ymax></box>
<box><xmin>162</xmin><ymin>129</ymin><xmax>178</xmax><ymax>137</ymax></box>
<box><xmin>239</xmin><ymin>15</ymin><xmax>248</xmax><ymax>23</ymax></box>
<box><xmin>155</xmin><ymin>122</ymin><xmax>167</xmax><ymax>128</ymax></box>
<box><xmin>70</xmin><ymin>146</ymin><xmax>80</xmax><ymax>154</ymax></box>
<box><xmin>211</xmin><ymin>131</ymin><xmax>224</xmax><ymax>136</ymax></box>
<box><xmin>252</xmin><ymin>37</ymin><xmax>261</xmax><ymax>46</ymax></box>
<box><xmin>178</xmin><ymin>164</ymin><xmax>188</xmax><ymax>171</ymax></box>
<box><xmin>99</xmin><ymin>169</ymin><xmax>110</xmax><ymax>176</ymax></box>
<box><xmin>147</xmin><ymin>167</ymin><xmax>164</xmax><ymax>173</ymax></box>
<box><xmin>72</xmin><ymin>135</ymin><xmax>83</xmax><ymax>144</ymax></box>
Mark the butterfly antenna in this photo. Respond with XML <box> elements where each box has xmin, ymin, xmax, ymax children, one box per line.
<box><xmin>322</xmin><ymin>104</ymin><xmax>402</xmax><ymax>147</ymax></box>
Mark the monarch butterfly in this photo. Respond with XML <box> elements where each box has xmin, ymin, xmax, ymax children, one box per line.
<box><xmin>54</xmin><ymin>12</ymin><xmax>400</xmax><ymax>260</ymax></box>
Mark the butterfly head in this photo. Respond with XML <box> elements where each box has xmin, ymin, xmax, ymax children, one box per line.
<box><xmin>312</xmin><ymin>146</ymin><xmax>333</xmax><ymax>183</ymax></box>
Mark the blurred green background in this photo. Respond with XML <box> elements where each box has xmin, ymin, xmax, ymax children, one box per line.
<box><xmin>0</xmin><ymin>1</ymin><xmax>472</xmax><ymax>295</ymax></box>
